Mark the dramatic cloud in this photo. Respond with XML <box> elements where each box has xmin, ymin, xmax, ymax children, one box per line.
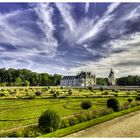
<box><xmin>0</xmin><ymin>3</ymin><xmax>139</xmax><ymax>77</ymax></box>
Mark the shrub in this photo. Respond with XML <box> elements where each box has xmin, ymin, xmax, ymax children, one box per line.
<box><xmin>75</xmin><ymin>114</ymin><xmax>87</xmax><ymax>123</ymax></box>
<box><xmin>38</xmin><ymin>109</ymin><xmax>61</xmax><ymax>133</ymax></box>
<box><xmin>53</xmin><ymin>93</ymin><xmax>57</xmax><ymax>98</ymax></box>
<box><xmin>60</xmin><ymin>119</ymin><xmax>70</xmax><ymax>128</ymax></box>
<box><xmin>56</xmin><ymin>91</ymin><xmax>59</xmax><ymax>96</ymax></box>
<box><xmin>0</xmin><ymin>92</ymin><xmax>5</xmax><ymax>97</ymax></box>
<box><xmin>10</xmin><ymin>91</ymin><xmax>16</xmax><ymax>95</ymax></box>
<box><xmin>60</xmin><ymin>86</ymin><xmax>63</xmax><ymax>89</ymax></box>
<box><xmin>135</xmin><ymin>96</ymin><xmax>140</xmax><ymax>101</ymax></box>
<box><xmin>103</xmin><ymin>91</ymin><xmax>109</xmax><ymax>95</ymax></box>
<box><xmin>127</xmin><ymin>99</ymin><xmax>133</xmax><ymax>103</ymax></box>
<box><xmin>7</xmin><ymin>131</ymin><xmax>23</xmax><ymax>137</ymax></box>
<box><xmin>35</xmin><ymin>92</ymin><xmax>42</xmax><ymax>96</ymax></box>
<box><xmin>23</xmin><ymin>126</ymin><xmax>41</xmax><ymax>137</ymax></box>
<box><xmin>67</xmin><ymin>116</ymin><xmax>79</xmax><ymax>126</ymax></box>
<box><xmin>107</xmin><ymin>98</ymin><xmax>120</xmax><ymax>112</ymax></box>
<box><xmin>68</xmin><ymin>90</ymin><xmax>72</xmax><ymax>95</ymax></box>
<box><xmin>88</xmin><ymin>87</ymin><xmax>92</xmax><ymax>91</ymax></box>
<box><xmin>100</xmin><ymin>87</ymin><xmax>104</xmax><ymax>91</ymax></box>
<box><xmin>81</xmin><ymin>100</ymin><xmax>92</xmax><ymax>110</ymax></box>
<box><xmin>121</xmin><ymin>102</ymin><xmax>129</xmax><ymax>110</ymax></box>
<box><xmin>50</xmin><ymin>90</ymin><xmax>55</xmax><ymax>94</ymax></box>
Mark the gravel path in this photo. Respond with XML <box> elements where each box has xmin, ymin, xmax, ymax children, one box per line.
<box><xmin>65</xmin><ymin>110</ymin><xmax>140</xmax><ymax>137</ymax></box>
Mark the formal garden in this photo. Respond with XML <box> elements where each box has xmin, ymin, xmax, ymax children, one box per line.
<box><xmin>0</xmin><ymin>86</ymin><xmax>140</xmax><ymax>137</ymax></box>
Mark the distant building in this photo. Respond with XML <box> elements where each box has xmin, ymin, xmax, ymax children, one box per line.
<box><xmin>108</xmin><ymin>69</ymin><xmax>116</xmax><ymax>85</ymax></box>
<box><xmin>60</xmin><ymin>71</ymin><xmax>96</xmax><ymax>87</ymax></box>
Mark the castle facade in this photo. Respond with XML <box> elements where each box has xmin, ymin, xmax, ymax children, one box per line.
<box><xmin>60</xmin><ymin>71</ymin><xmax>96</xmax><ymax>87</ymax></box>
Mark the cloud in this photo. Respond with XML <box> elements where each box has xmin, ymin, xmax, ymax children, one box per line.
<box><xmin>56</xmin><ymin>3</ymin><xmax>76</xmax><ymax>32</ymax></box>
<box><xmin>85</xmin><ymin>3</ymin><xmax>90</xmax><ymax>14</ymax></box>
<box><xmin>0</xmin><ymin>3</ymin><xmax>139</xmax><ymax>77</ymax></box>
<box><xmin>77</xmin><ymin>3</ymin><xmax>121</xmax><ymax>44</ymax></box>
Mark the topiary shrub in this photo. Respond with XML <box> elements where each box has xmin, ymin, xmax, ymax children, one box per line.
<box><xmin>53</xmin><ymin>93</ymin><xmax>57</xmax><ymax>98</ymax></box>
<box><xmin>81</xmin><ymin>100</ymin><xmax>92</xmax><ymax>110</ymax></box>
<box><xmin>135</xmin><ymin>96</ymin><xmax>140</xmax><ymax>101</ymax></box>
<box><xmin>88</xmin><ymin>87</ymin><xmax>92</xmax><ymax>91</ymax></box>
<box><xmin>0</xmin><ymin>92</ymin><xmax>5</xmax><ymax>97</ymax></box>
<box><xmin>38</xmin><ymin>109</ymin><xmax>61</xmax><ymax>133</ymax></box>
<box><xmin>68</xmin><ymin>89</ymin><xmax>72</xmax><ymax>95</ymax></box>
<box><xmin>56</xmin><ymin>91</ymin><xmax>59</xmax><ymax>96</ymax></box>
<box><xmin>100</xmin><ymin>87</ymin><xmax>104</xmax><ymax>91</ymax></box>
<box><xmin>127</xmin><ymin>98</ymin><xmax>133</xmax><ymax>103</ymax></box>
<box><xmin>35</xmin><ymin>92</ymin><xmax>42</xmax><ymax>96</ymax></box>
<box><xmin>50</xmin><ymin>90</ymin><xmax>55</xmax><ymax>94</ymax></box>
<box><xmin>107</xmin><ymin>98</ymin><xmax>120</xmax><ymax>112</ymax></box>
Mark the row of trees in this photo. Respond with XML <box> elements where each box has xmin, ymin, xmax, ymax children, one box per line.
<box><xmin>0</xmin><ymin>68</ymin><xmax>139</xmax><ymax>86</ymax></box>
<box><xmin>116</xmin><ymin>75</ymin><xmax>140</xmax><ymax>86</ymax></box>
<box><xmin>97</xmin><ymin>76</ymin><xmax>140</xmax><ymax>86</ymax></box>
<box><xmin>0</xmin><ymin>68</ymin><xmax>61</xmax><ymax>86</ymax></box>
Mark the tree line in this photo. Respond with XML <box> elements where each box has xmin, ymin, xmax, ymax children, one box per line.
<box><xmin>0</xmin><ymin>68</ymin><xmax>139</xmax><ymax>86</ymax></box>
<box><xmin>0</xmin><ymin>68</ymin><xmax>62</xmax><ymax>86</ymax></box>
<box><xmin>96</xmin><ymin>76</ymin><xmax>140</xmax><ymax>86</ymax></box>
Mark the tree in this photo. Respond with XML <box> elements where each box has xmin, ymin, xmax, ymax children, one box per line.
<box><xmin>107</xmin><ymin>98</ymin><xmax>120</xmax><ymax>112</ymax></box>
<box><xmin>38</xmin><ymin>109</ymin><xmax>61</xmax><ymax>133</ymax></box>
<box><xmin>24</xmin><ymin>80</ymin><xmax>30</xmax><ymax>87</ymax></box>
<box><xmin>15</xmin><ymin>77</ymin><xmax>22</xmax><ymax>86</ymax></box>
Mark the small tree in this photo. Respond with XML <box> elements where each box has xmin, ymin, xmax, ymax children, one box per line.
<box><xmin>81</xmin><ymin>100</ymin><xmax>92</xmax><ymax>110</ymax></box>
<box><xmin>107</xmin><ymin>98</ymin><xmax>120</xmax><ymax>112</ymax></box>
<box><xmin>38</xmin><ymin>109</ymin><xmax>61</xmax><ymax>133</ymax></box>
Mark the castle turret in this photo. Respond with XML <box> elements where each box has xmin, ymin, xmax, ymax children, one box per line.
<box><xmin>108</xmin><ymin>69</ymin><xmax>116</xmax><ymax>85</ymax></box>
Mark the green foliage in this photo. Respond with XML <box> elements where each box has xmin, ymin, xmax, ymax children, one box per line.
<box><xmin>53</xmin><ymin>93</ymin><xmax>57</xmax><ymax>98</ymax></box>
<box><xmin>107</xmin><ymin>98</ymin><xmax>120</xmax><ymax>112</ymax></box>
<box><xmin>68</xmin><ymin>90</ymin><xmax>72</xmax><ymax>95</ymax></box>
<box><xmin>96</xmin><ymin>78</ymin><xmax>108</xmax><ymax>85</ymax></box>
<box><xmin>23</xmin><ymin>126</ymin><xmax>41</xmax><ymax>137</ymax></box>
<box><xmin>117</xmin><ymin>75</ymin><xmax>140</xmax><ymax>86</ymax></box>
<box><xmin>60</xmin><ymin>119</ymin><xmax>70</xmax><ymax>128</ymax></box>
<box><xmin>15</xmin><ymin>77</ymin><xmax>22</xmax><ymax>86</ymax></box>
<box><xmin>100</xmin><ymin>87</ymin><xmax>104</xmax><ymax>91</ymax></box>
<box><xmin>81</xmin><ymin>100</ymin><xmax>92</xmax><ymax>110</ymax></box>
<box><xmin>102</xmin><ymin>91</ymin><xmax>109</xmax><ymax>95</ymax></box>
<box><xmin>50</xmin><ymin>90</ymin><xmax>55</xmax><ymax>94</ymax></box>
<box><xmin>38</xmin><ymin>109</ymin><xmax>61</xmax><ymax>133</ymax></box>
<box><xmin>127</xmin><ymin>98</ymin><xmax>133</xmax><ymax>103</ymax></box>
<box><xmin>67</xmin><ymin>116</ymin><xmax>79</xmax><ymax>126</ymax></box>
<box><xmin>0</xmin><ymin>92</ymin><xmax>5</xmax><ymax>96</ymax></box>
<box><xmin>35</xmin><ymin>92</ymin><xmax>42</xmax><ymax>96</ymax></box>
<box><xmin>135</xmin><ymin>96</ymin><xmax>140</xmax><ymax>101</ymax></box>
<box><xmin>0</xmin><ymin>68</ymin><xmax>62</xmax><ymax>86</ymax></box>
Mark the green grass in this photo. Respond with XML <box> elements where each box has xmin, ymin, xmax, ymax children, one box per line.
<box><xmin>39</xmin><ymin>105</ymin><xmax>140</xmax><ymax>138</ymax></box>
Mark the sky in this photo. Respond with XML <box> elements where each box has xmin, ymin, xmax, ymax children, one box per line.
<box><xmin>0</xmin><ymin>3</ymin><xmax>140</xmax><ymax>77</ymax></box>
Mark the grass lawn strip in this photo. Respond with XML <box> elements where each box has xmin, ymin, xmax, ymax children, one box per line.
<box><xmin>38</xmin><ymin>105</ymin><xmax>140</xmax><ymax>138</ymax></box>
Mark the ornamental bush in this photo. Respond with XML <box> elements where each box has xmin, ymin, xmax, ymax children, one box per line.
<box><xmin>38</xmin><ymin>109</ymin><xmax>61</xmax><ymax>133</ymax></box>
<box><xmin>107</xmin><ymin>98</ymin><xmax>120</xmax><ymax>112</ymax></box>
<box><xmin>81</xmin><ymin>100</ymin><xmax>92</xmax><ymax>110</ymax></box>
<box><xmin>135</xmin><ymin>96</ymin><xmax>140</xmax><ymax>101</ymax></box>
<box><xmin>35</xmin><ymin>92</ymin><xmax>42</xmax><ymax>96</ymax></box>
